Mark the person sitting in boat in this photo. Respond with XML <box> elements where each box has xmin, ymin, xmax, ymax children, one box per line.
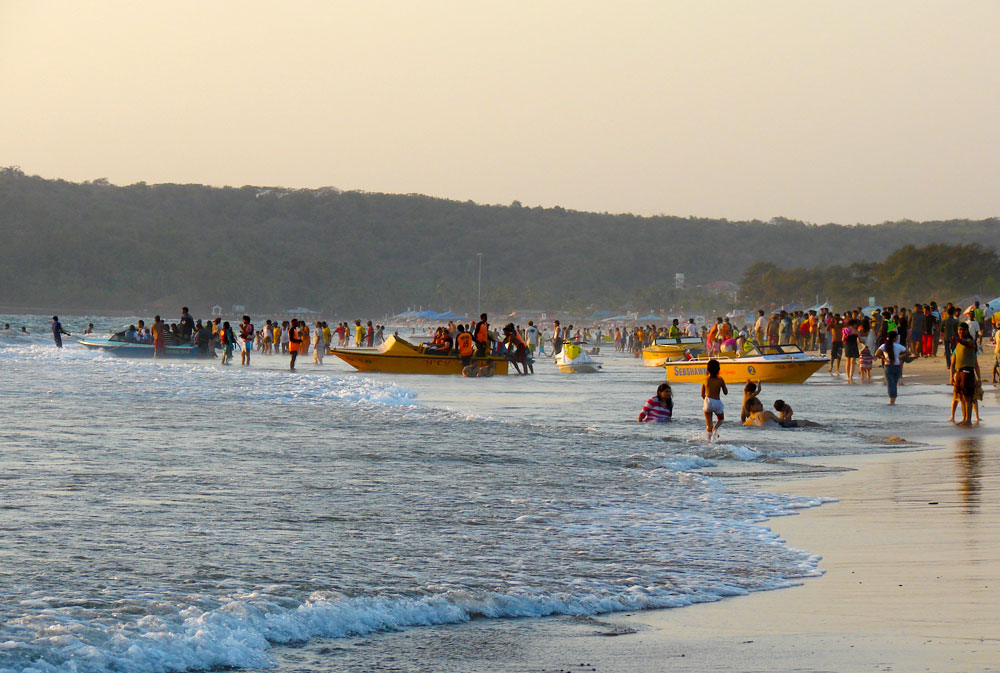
<box><xmin>638</xmin><ymin>383</ymin><xmax>673</xmax><ymax>423</ymax></box>
<box><xmin>736</xmin><ymin>330</ymin><xmax>748</xmax><ymax>352</ymax></box>
<box><xmin>195</xmin><ymin>321</ymin><xmax>214</xmax><ymax>356</ymax></box>
<box><xmin>773</xmin><ymin>399</ymin><xmax>820</xmax><ymax>427</ymax></box>
<box><xmin>136</xmin><ymin>320</ymin><xmax>149</xmax><ymax>343</ymax></box>
<box><xmin>424</xmin><ymin>327</ymin><xmax>453</xmax><ymax>355</ymax></box>
<box><xmin>124</xmin><ymin>324</ymin><xmax>138</xmax><ymax>342</ymax></box>
<box><xmin>720</xmin><ymin>337</ymin><xmax>738</xmax><ymax>354</ymax></box>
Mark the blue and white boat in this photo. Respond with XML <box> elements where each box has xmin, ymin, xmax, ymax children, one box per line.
<box><xmin>79</xmin><ymin>330</ymin><xmax>201</xmax><ymax>358</ymax></box>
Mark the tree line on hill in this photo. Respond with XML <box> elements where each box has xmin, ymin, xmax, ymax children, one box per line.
<box><xmin>739</xmin><ymin>243</ymin><xmax>999</xmax><ymax>309</ymax></box>
<box><xmin>1</xmin><ymin>167</ymin><xmax>997</xmax><ymax>316</ymax></box>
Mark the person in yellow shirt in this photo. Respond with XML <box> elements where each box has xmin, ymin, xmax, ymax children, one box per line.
<box><xmin>273</xmin><ymin>324</ymin><xmax>282</xmax><ymax>354</ymax></box>
<box><xmin>299</xmin><ymin>322</ymin><xmax>310</xmax><ymax>356</ymax></box>
<box><xmin>322</xmin><ymin>322</ymin><xmax>332</xmax><ymax>353</ymax></box>
<box><xmin>354</xmin><ymin>319</ymin><xmax>365</xmax><ymax>347</ymax></box>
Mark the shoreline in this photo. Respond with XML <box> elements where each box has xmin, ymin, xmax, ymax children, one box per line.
<box><xmin>609</xmin><ymin>444</ymin><xmax>1000</xmax><ymax>672</ymax></box>
<box><xmin>517</xmin><ymin>382</ymin><xmax>1000</xmax><ymax>672</ymax></box>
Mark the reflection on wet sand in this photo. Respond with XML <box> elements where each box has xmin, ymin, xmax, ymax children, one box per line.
<box><xmin>954</xmin><ymin>436</ymin><xmax>983</xmax><ymax>510</ymax></box>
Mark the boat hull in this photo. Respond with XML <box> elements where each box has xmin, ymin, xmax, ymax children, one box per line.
<box><xmin>642</xmin><ymin>347</ymin><xmax>689</xmax><ymax>367</ymax></box>
<box><xmin>556</xmin><ymin>362</ymin><xmax>601</xmax><ymax>373</ymax></box>
<box><xmin>330</xmin><ymin>336</ymin><xmax>509</xmax><ymax>375</ymax></box>
<box><xmin>641</xmin><ymin>338</ymin><xmax>705</xmax><ymax>367</ymax></box>
<box><xmin>664</xmin><ymin>358</ymin><xmax>825</xmax><ymax>384</ymax></box>
<box><xmin>79</xmin><ymin>338</ymin><xmax>201</xmax><ymax>358</ymax></box>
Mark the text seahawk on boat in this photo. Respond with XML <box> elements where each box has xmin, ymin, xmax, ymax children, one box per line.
<box><xmin>664</xmin><ymin>343</ymin><xmax>826</xmax><ymax>384</ymax></box>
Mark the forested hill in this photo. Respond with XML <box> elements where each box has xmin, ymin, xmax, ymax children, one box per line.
<box><xmin>1</xmin><ymin>167</ymin><xmax>997</xmax><ymax>316</ymax></box>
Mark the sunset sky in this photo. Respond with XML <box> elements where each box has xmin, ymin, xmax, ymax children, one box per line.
<box><xmin>2</xmin><ymin>1</ymin><xmax>997</xmax><ymax>223</ymax></box>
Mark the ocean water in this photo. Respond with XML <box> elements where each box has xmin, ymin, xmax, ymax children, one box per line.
<box><xmin>0</xmin><ymin>315</ymin><xmax>955</xmax><ymax>673</ymax></box>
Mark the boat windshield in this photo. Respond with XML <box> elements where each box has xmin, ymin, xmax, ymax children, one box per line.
<box><xmin>749</xmin><ymin>343</ymin><xmax>806</xmax><ymax>356</ymax></box>
<box><xmin>653</xmin><ymin>336</ymin><xmax>702</xmax><ymax>346</ymax></box>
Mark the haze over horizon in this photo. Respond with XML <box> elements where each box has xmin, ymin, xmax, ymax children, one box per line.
<box><xmin>2</xmin><ymin>1</ymin><xmax>998</xmax><ymax>225</ymax></box>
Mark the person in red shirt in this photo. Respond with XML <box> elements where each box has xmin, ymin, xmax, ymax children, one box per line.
<box><xmin>239</xmin><ymin>315</ymin><xmax>254</xmax><ymax>366</ymax></box>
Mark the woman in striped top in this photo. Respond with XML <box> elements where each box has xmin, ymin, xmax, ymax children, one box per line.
<box><xmin>638</xmin><ymin>383</ymin><xmax>673</xmax><ymax>422</ymax></box>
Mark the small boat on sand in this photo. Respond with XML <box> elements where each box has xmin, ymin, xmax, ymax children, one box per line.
<box><xmin>79</xmin><ymin>331</ymin><xmax>200</xmax><ymax>358</ymax></box>
<box><xmin>663</xmin><ymin>343</ymin><xmax>825</xmax><ymax>384</ymax></box>
<box><xmin>554</xmin><ymin>342</ymin><xmax>602</xmax><ymax>373</ymax></box>
<box><xmin>330</xmin><ymin>335</ymin><xmax>510</xmax><ymax>375</ymax></box>
<box><xmin>641</xmin><ymin>336</ymin><xmax>705</xmax><ymax>367</ymax></box>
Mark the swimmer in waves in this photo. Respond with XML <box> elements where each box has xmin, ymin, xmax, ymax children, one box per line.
<box><xmin>743</xmin><ymin>398</ymin><xmax>819</xmax><ymax>427</ymax></box>
<box><xmin>462</xmin><ymin>360</ymin><xmax>496</xmax><ymax>377</ymax></box>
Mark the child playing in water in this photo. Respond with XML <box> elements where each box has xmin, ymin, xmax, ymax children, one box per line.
<box><xmin>638</xmin><ymin>383</ymin><xmax>673</xmax><ymax>422</ymax></box>
<box><xmin>740</xmin><ymin>380</ymin><xmax>761</xmax><ymax>423</ymax></box>
<box><xmin>859</xmin><ymin>344</ymin><xmax>873</xmax><ymax>383</ymax></box>
<box><xmin>742</xmin><ymin>398</ymin><xmax>781</xmax><ymax>426</ymax></box>
<box><xmin>700</xmin><ymin>359</ymin><xmax>728</xmax><ymax>440</ymax></box>
<box><xmin>773</xmin><ymin>399</ymin><xmax>820</xmax><ymax>427</ymax></box>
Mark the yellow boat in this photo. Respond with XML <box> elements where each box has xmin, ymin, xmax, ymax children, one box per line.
<box><xmin>330</xmin><ymin>335</ymin><xmax>510</xmax><ymax>375</ymax></box>
<box><xmin>663</xmin><ymin>343</ymin><xmax>826</xmax><ymax>384</ymax></box>
<box><xmin>641</xmin><ymin>336</ymin><xmax>705</xmax><ymax>367</ymax></box>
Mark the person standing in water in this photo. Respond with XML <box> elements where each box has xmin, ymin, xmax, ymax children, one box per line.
<box><xmin>313</xmin><ymin>320</ymin><xmax>326</xmax><ymax>364</ymax></box>
<box><xmin>950</xmin><ymin>322</ymin><xmax>979</xmax><ymax>425</ymax></box>
<box><xmin>150</xmin><ymin>315</ymin><xmax>167</xmax><ymax>358</ymax></box>
<box><xmin>288</xmin><ymin>319</ymin><xmax>301</xmax><ymax>370</ymax></box>
<box><xmin>551</xmin><ymin>320</ymin><xmax>563</xmax><ymax>357</ymax></box>
<box><xmin>701</xmin><ymin>359</ymin><xmax>728</xmax><ymax>440</ymax></box>
<box><xmin>473</xmin><ymin>314</ymin><xmax>491</xmax><ymax>357</ymax></box>
<box><xmin>239</xmin><ymin>315</ymin><xmax>254</xmax><ymax>366</ymax></box>
<box><xmin>219</xmin><ymin>321</ymin><xmax>235</xmax><ymax>365</ymax></box>
<box><xmin>51</xmin><ymin>316</ymin><xmax>70</xmax><ymax>348</ymax></box>
<box><xmin>875</xmin><ymin>330</ymin><xmax>908</xmax><ymax>405</ymax></box>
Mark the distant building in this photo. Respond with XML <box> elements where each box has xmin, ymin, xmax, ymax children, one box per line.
<box><xmin>211</xmin><ymin>305</ymin><xmax>223</xmax><ymax>316</ymax></box>
<box><xmin>674</xmin><ymin>273</ymin><xmax>686</xmax><ymax>289</ymax></box>
<box><xmin>232</xmin><ymin>304</ymin><xmax>245</xmax><ymax>314</ymax></box>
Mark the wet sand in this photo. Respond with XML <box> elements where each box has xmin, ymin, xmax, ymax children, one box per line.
<box><xmin>603</xmin><ymin>443</ymin><xmax>1000</xmax><ymax>672</ymax></box>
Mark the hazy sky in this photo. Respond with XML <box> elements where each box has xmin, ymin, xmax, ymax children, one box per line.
<box><xmin>2</xmin><ymin>1</ymin><xmax>997</xmax><ymax>224</ymax></box>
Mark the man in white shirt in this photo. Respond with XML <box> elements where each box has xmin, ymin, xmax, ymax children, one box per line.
<box><xmin>965</xmin><ymin>312</ymin><xmax>981</xmax><ymax>351</ymax></box>
<box><xmin>525</xmin><ymin>321</ymin><xmax>539</xmax><ymax>356</ymax></box>
<box><xmin>685</xmin><ymin>318</ymin><xmax>698</xmax><ymax>337</ymax></box>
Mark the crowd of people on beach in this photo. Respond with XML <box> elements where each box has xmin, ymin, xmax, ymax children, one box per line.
<box><xmin>633</xmin><ymin>300</ymin><xmax>996</xmax><ymax>433</ymax></box>
<box><xmin>26</xmin><ymin>296</ymin><xmax>998</xmax><ymax>428</ymax></box>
